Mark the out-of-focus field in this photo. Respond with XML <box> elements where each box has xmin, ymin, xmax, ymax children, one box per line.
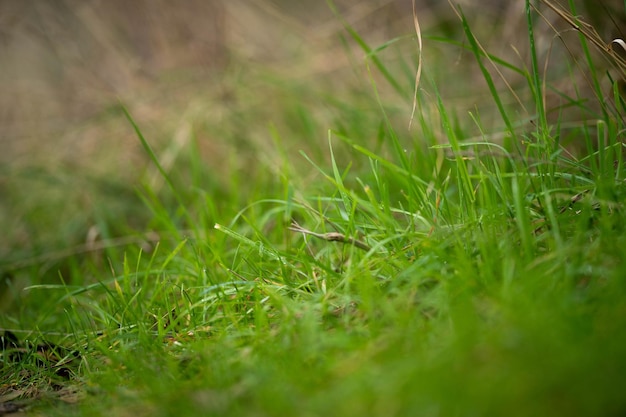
<box><xmin>1</xmin><ymin>0</ymin><xmax>412</xmax><ymax>166</ymax></box>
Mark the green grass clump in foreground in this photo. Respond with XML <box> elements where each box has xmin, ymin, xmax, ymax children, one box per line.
<box><xmin>2</xmin><ymin>1</ymin><xmax>626</xmax><ymax>416</ymax></box>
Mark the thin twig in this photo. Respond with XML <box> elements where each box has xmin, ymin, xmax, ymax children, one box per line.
<box><xmin>288</xmin><ymin>222</ymin><xmax>372</xmax><ymax>252</ymax></box>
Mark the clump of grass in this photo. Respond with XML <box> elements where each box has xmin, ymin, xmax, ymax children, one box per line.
<box><xmin>2</xmin><ymin>1</ymin><xmax>626</xmax><ymax>416</ymax></box>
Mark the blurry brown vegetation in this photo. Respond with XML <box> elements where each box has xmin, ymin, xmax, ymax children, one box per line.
<box><xmin>1</xmin><ymin>0</ymin><xmax>226</xmax><ymax>166</ymax></box>
<box><xmin>1</xmin><ymin>0</ymin><xmax>622</xmax><ymax>166</ymax></box>
<box><xmin>0</xmin><ymin>1</ymin><xmax>415</xmax><ymax>172</ymax></box>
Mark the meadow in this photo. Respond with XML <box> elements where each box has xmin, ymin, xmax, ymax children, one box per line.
<box><xmin>1</xmin><ymin>1</ymin><xmax>625</xmax><ymax>415</ymax></box>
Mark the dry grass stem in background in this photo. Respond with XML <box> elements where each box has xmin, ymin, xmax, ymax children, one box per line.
<box><xmin>408</xmin><ymin>0</ymin><xmax>423</xmax><ymax>130</ymax></box>
<box><xmin>288</xmin><ymin>222</ymin><xmax>372</xmax><ymax>252</ymax></box>
<box><xmin>539</xmin><ymin>0</ymin><xmax>626</xmax><ymax>76</ymax></box>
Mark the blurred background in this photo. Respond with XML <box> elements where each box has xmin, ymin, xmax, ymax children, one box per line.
<box><xmin>0</xmin><ymin>0</ymin><xmax>623</xmax><ymax>309</ymax></box>
<box><xmin>2</xmin><ymin>0</ymin><xmax>546</xmax><ymax>172</ymax></box>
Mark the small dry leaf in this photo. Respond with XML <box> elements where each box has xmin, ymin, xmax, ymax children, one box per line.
<box><xmin>611</xmin><ymin>38</ymin><xmax>626</xmax><ymax>59</ymax></box>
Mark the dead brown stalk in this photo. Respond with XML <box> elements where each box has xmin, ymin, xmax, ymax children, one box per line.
<box><xmin>288</xmin><ymin>222</ymin><xmax>372</xmax><ymax>252</ymax></box>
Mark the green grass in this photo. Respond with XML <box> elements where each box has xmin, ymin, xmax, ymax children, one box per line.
<box><xmin>2</xmin><ymin>1</ymin><xmax>626</xmax><ymax>416</ymax></box>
